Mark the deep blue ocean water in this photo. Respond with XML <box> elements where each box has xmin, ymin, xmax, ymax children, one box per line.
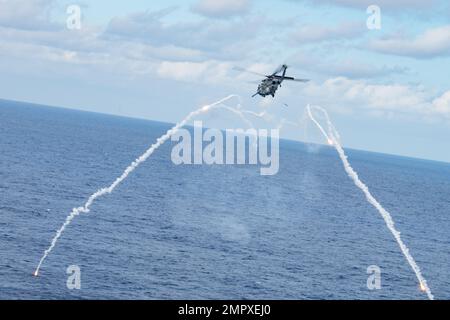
<box><xmin>1</xmin><ymin>99</ymin><xmax>449</xmax><ymax>300</ymax></box>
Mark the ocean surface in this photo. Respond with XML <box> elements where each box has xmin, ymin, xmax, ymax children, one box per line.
<box><xmin>1</xmin><ymin>99</ymin><xmax>449</xmax><ymax>300</ymax></box>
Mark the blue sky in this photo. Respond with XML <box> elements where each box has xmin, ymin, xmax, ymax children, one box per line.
<box><xmin>1</xmin><ymin>0</ymin><xmax>450</xmax><ymax>162</ymax></box>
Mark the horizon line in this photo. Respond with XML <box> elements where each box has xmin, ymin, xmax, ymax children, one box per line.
<box><xmin>1</xmin><ymin>97</ymin><xmax>449</xmax><ymax>167</ymax></box>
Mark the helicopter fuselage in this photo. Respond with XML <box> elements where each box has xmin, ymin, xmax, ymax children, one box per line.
<box><xmin>247</xmin><ymin>64</ymin><xmax>308</xmax><ymax>98</ymax></box>
<box><xmin>256</xmin><ymin>77</ymin><xmax>283</xmax><ymax>98</ymax></box>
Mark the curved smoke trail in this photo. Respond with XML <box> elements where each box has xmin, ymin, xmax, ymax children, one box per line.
<box><xmin>35</xmin><ymin>96</ymin><xmax>433</xmax><ymax>300</ymax></box>
<box><xmin>34</xmin><ymin>95</ymin><xmax>243</xmax><ymax>276</ymax></box>
<box><xmin>306</xmin><ymin>104</ymin><xmax>434</xmax><ymax>300</ymax></box>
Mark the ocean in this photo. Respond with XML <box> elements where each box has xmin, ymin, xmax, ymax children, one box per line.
<box><xmin>1</xmin><ymin>99</ymin><xmax>449</xmax><ymax>300</ymax></box>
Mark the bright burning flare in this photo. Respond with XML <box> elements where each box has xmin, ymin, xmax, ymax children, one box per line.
<box><xmin>307</xmin><ymin>104</ymin><xmax>435</xmax><ymax>300</ymax></box>
<box><xmin>33</xmin><ymin>271</ymin><xmax>38</xmax><ymax>277</ymax></box>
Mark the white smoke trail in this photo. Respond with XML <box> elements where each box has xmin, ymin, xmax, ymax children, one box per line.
<box><xmin>306</xmin><ymin>104</ymin><xmax>434</xmax><ymax>300</ymax></box>
<box><xmin>34</xmin><ymin>95</ymin><xmax>244</xmax><ymax>276</ymax></box>
<box><xmin>35</xmin><ymin>96</ymin><xmax>429</xmax><ymax>300</ymax></box>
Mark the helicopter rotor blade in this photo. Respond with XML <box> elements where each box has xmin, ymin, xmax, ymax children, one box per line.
<box><xmin>271</xmin><ymin>65</ymin><xmax>285</xmax><ymax>76</ymax></box>
<box><xmin>292</xmin><ymin>79</ymin><xmax>310</xmax><ymax>82</ymax></box>
<box><xmin>246</xmin><ymin>80</ymin><xmax>261</xmax><ymax>84</ymax></box>
<box><xmin>282</xmin><ymin>76</ymin><xmax>310</xmax><ymax>82</ymax></box>
<box><xmin>233</xmin><ymin>66</ymin><xmax>267</xmax><ymax>78</ymax></box>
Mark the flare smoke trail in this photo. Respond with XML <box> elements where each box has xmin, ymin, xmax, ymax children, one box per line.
<box><xmin>34</xmin><ymin>95</ymin><xmax>248</xmax><ymax>276</ymax></box>
<box><xmin>306</xmin><ymin>104</ymin><xmax>434</xmax><ymax>300</ymax></box>
<box><xmin>35</xmin><ymin>95</ymin><xmax>429</xmax><ymax>300</ymax></box>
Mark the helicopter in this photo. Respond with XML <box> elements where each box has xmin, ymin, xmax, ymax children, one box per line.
<box><xmin>235</xmin><ymin>64</ymin><xmax>309</xmax><ymax>98</ymax></box>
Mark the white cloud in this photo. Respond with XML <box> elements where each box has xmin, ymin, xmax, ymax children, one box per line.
<box><xmin>369</xmin><ymin>25</ymin><xmax>450</xmax><ymax>59</ymax></box>
<box><xmin>0</xmin><ymin>5</ymin><xmax>255</xmax><ymax>84</ymax></box>
<box><xmin>0</xmin><ymin>0</ymin><xmax>56</xmax><ymax>30</ymax></box>
<box><xmin>300</xmin><ymin>77</ymin><xmax>450</xmax><ymax>118</ymax></box>
<box><xmin>191</xmin><ymin>0</ymin><xmax>251</xmax><ymax>18</ymax></box>
<box><xmin>0</xmin><ymin>1</ymin><xmax>448</xmax><ymax>125</ymax></box>
<box><xmin>290</xmin><ymin>52</ymin><xmax>408</xmax><ymax>79</ymax></box>
<box><xmin>432</xmin><ymin>90</ymin><xmax>450</xmax><ymax>114</ymax></box>
<box><xmin>104</xmin><ymin>7</ymin><xmax>262</xmax><ymax>61</ymax></box>
<box><xmin>291</xmin><ymin>21</ymin><xmax>365</xmax><ymax>44</ymax></box>
<box><xmin>320</xmin><ymin>61</ymin><xmax>407</xmax><ymax>79</ymax></box>
<box><xmin>157</xmin><ymin>61</ymin><xmax>209</xmax><ymax>82</ymax></box>
<box><xmin>157</xmin><ymin>60</ymin><xmax>231</xmax><ymax>83</ymax></box>
<box><xmin>304</xmin><ymin>0</ymin><xmax>436</xmax><ymax>10</ymax></box>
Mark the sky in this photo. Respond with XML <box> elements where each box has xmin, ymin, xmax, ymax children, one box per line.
<box><xmin>1</xmin><ymin>0</ymin><xmax>450</xmax><ymax>162</ymax></box>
